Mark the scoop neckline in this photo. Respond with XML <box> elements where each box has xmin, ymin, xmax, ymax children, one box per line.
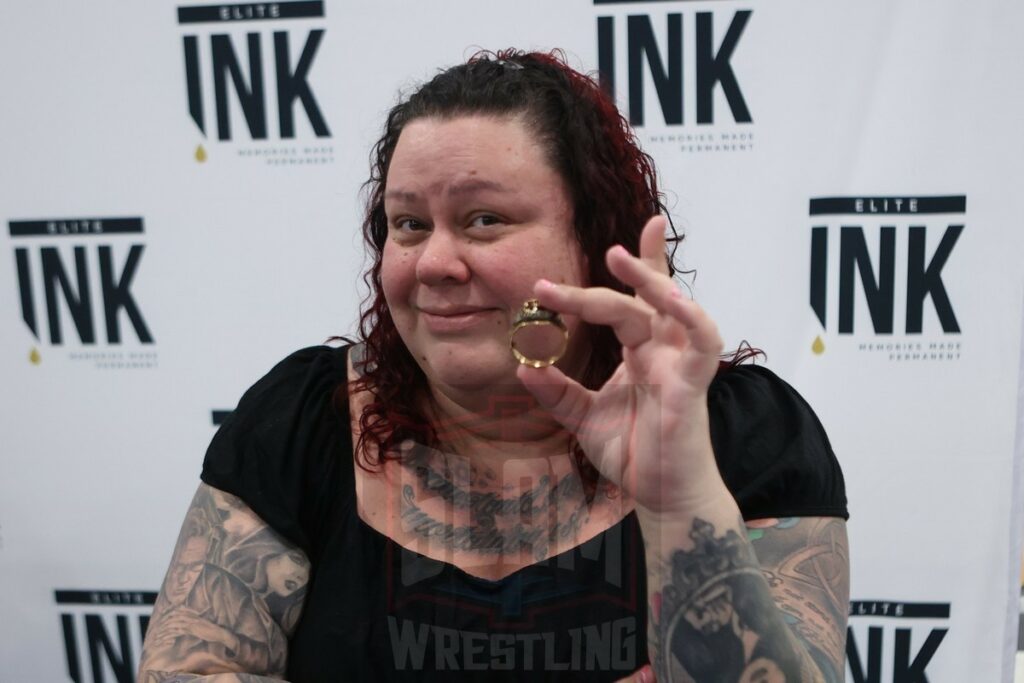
<box><xmin>355</xmin><ymin>499</ymin><xmax>634</xmax><ymax>587</ymax></box>
<box><xmin>335</xmin><ymin>342</ymin><xmax>637</xmax><ymax>585</ymax></box>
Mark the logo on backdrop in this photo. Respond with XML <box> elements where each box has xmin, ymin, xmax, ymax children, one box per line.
<box><xmin>595</xmin><ymin>0</ymin><xmax>754</xmax><ymax>154</ymax></box>
<box><xmin>808</xmin><ymin>195</ymin><xmax>965</xmax><ymax>361</ymax></box>
<box><xmin>177</xmin><ymin>1</ymin><xmax>334</xmax><ymax>165</ymax></box>
<box><xmin>846</xmin><ymin>600</ymin><xmax>950</xmax><ymax>683</ymax></box>
<box><xmin>8</xmin><ymin>217</ymin><xmax>156</xmax><ymax>369</ymax></box>
<box><xmin>56</xmin><ymin>589</ymin><xmax>156</xmax><ymax>683</ymax></box>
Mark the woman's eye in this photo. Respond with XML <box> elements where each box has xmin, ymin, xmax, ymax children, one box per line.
<box><xmin>394</xmin><ymin>218</ymin><xmax>426</xmax><ymax>231</ymax></box>
<box><xmin>469</xmin><ymin>214</ymin><xmax>502</xmax><ymax>228</ymax></box>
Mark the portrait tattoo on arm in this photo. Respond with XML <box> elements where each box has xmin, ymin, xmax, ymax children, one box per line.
<box><xmin>139</xmin><ymin>484</ymin><xmax>311</xmax><ymax>678</ymax></box>
<box><xmin>649</xmin><ymin>516</ymin><xmax>843</xmax><ymax>683</ymax></box>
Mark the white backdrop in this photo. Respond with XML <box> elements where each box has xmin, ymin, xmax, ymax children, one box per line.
<box><xmin>2</xmin><ymin>1</ymin><xmax>1023</xmax><ymax>681</ymax></box>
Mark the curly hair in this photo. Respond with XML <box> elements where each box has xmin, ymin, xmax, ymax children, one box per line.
<box><xmin>341</xmin><ymin>49</ymin><xmax>755</xmax><ymax>498</ymax></box>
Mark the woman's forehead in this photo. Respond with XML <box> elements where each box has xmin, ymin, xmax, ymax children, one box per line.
<box><xmin>386</xmin><ymin>115</ymin><xmax>558</xmax><ymax>195</ymax></box>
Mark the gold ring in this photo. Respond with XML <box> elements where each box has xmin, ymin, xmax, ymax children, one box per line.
<box><xmin>509</xmin><ymin>299</ymin><xmax>568</xmax><ymax>368</ymax></box>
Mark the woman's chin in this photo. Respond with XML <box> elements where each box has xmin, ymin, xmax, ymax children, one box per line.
<box><xmin>420</xmin><ymin>349</ymin><xmax>521</xmax><ymax>393</ymax></box>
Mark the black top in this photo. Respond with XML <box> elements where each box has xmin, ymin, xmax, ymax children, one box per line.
<box><xmin>201</xmin><ymin>344</ymin><xmax>847</xmax><ymax>682</ymax></box>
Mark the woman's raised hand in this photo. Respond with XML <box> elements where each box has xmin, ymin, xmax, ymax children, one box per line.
<box><xmin>516</xmin><ymin>215</ymin><xmax>728</xmax><ymax>516</ymax></box>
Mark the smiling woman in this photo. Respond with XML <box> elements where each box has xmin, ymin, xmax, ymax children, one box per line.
<box><xmin>381</xmin><ymin>115</ymin><xmax>589</xmax><ymax>394</ymax></box>
<box><xmin>139</xmin><ymin>50</ymin><xmax>849</xmax><ymax>683</ymax></box>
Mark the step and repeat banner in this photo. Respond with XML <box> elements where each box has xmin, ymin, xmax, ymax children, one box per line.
<box><xmin>2</xmin><ymin>1</ymin><xmax>1023</xmax><ymax>681</ymax></box>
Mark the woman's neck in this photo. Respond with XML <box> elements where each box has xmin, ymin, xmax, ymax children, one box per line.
<box><xmin>422</xmin><ymin>379</ymin><xmax>572</xmax><ymax>466</ymax></box>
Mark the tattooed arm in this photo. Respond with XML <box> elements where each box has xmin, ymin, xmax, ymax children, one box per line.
<box><xmin>138</xmin><ymin>483</ymin><xmax>311</xmax><ymax>682</ymax></box>
<box><xmin>745</xmin><ymin>517</ymin><xmax>849</xmax><ymax>681</ymax></box>
<box><xmin>640</xmin><ymin>502</ymin><xmax>849</xmax><ymax>683</ymax></box>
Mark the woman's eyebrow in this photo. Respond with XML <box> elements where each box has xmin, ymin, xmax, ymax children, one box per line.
<box><xmin>384</xmin><ymin>188</ymin><xmax>419</xmax><ymax>202</ymax></box>
<box><xmin>385</xmin><ymin>180</ymin><xmax>511</xmax><ymax>203</ymax></box>
<box><xmin>446</xmin><ymin>179</ymin><xmax>510</xmax><ymax>196</ymax></box>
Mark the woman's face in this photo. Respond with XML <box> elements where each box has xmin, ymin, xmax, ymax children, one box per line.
<box><xmin>382</xmin><ymin>115</ymin><xmax>590</xmax><ymax>392</ymax></box>
<box><xmin>266</xmin><ymin>551</ymin><xmax>307</xmax><ymax>597</ymax></box>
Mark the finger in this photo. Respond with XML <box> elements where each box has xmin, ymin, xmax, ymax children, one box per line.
<box><xmin>515</xmin><ymin>362</ymin><xmax>594</xmax><ymax>436</ymax></box>
<box><xmin>606</xmin><ymin>244</ymin><xmax>684</xmax><ymax>317</ymax></box>
<box><xmin>605</xmin><ymin>248</ymin><xmax>723</xmax><ymax>355</ymax></box>
<box><xmin>666</xmin><ymin>294</ymin><xmax>723</xmax><ymax>356</ymax></box>
<box><xmin>534</xmin><ymin>280</ymin><xmax>653</xmax><ymax>349</ymax></box>
<box><xmin>639</xmin><ymin>215</ymin><xmax>670</xmax><ymax>277</ymax></box>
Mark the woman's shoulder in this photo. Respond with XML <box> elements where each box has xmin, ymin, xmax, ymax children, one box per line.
<box><xmin>200</xmin><ymin>342</ymin><xmax>355</xmax><ymax>553</ymax></box>
<box><xmin>232</xmin><ymin>344</ymin><xmax>349</xmax><ymax>418</ymax></box>
<box><xmin>707</xmin><ymin>363</ymin><xmax>848</xmax><ymax>520</ymax></box>
<box><xmin>708</xmin><ymin>363</ymin><xmax>821</xmax><ymax>426</ymax></box>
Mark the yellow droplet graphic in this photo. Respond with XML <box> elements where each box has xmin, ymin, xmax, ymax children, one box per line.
<box><xmin>811</xmin><ymin>336</ymin><xmax>825</xmax><ymax>355</ymax></box>
<box><xmin>194</xmin><ymin>144</ymin><xmax>207</xmax><ymax>163</ymax></box>
<box><xmin>29</xmin><ymin>347</ymin><xmax>41</xmax><ymax>364</ymax></box>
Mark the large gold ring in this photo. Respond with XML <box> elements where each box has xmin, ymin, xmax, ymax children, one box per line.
<box><xmin>509</xmin><ymin>299</ymin><xmax>568</xmax><ymax>368</ymax></box>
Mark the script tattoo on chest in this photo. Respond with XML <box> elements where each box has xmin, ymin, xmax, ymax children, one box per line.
<box><xmin>398</xmin><ymin>446</ymin><xmax>591</xmax><ymax>561</ymax></box>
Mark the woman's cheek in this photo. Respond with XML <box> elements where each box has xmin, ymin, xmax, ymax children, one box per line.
<box><xmin>381</xmin><ymin>246</ymin><xmax>414</xmax><ymax>301</ymax></box>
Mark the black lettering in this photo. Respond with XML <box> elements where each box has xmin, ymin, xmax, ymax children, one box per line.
<box><xmin>41</xmin><ymin>246</ymin><xmax>95</xmax><ymax>344</ymax></box>
<box><xmin>15</xmin><ymin>248</ymin><xmax>38</xmax><ymax>339</ymax></box>
<box><xmin>597</xmin><ymin>16</ymin><xmax>615</xmax><ymax>97</ymax></box>
<box><xmin>893</xmin><ymin>627</ymin><xmax>947</xmax><ymax>683</ymax></box>
<box><xmin>810</xmin><ymin>226</ymin><xmax>827</xmax><ymax>327</ymax></box>
<box><xmin>99</xmin><ymin>245</ymin><xmax>153</xmax><ymax>344</ymax></box>
<box><xmin>183</xmin><ymin>35</ymin><xmax>204</xmax><ymax>134</ymax></box>
<box><xmin>696</xmin><ymin>11</ymin><xmax>752</xmax><ymax>124</ymax></box>
<box><xmin>626</xmin><ymin>14</ymin><xmax>683</xmax><ymax>126</ymax></box>
<box><xmin>274</xmin><ymin>30</ymin><xmax>330</xmax><ymax>138</ymax></box>
<box><xmin>61</xmin><ymin>614</ymin><xmax>82</xmax><ymax>683</ymax></box>
<box><xmin>846</xmin><ymin>625</ymin><xmax>882</xmax><ymax>683</ymax></box>
<box><xmin>85</xmin><ymin>614</ymin><xmax>133</xmax><ymax>683</ymax></box>
<box><xmin>839</xmin><ymin>226</ymin><xmax>895</xmax><ymax>334</ymax></box>
<box><xmin>211</xmin><ymin>33</ymin><xmax>267</xmax><ymax>140</ymax></box>
<box><xmin>906</xmin><ymin>225</ymin><xmax>962</xmax><ymax>334</ymax></box>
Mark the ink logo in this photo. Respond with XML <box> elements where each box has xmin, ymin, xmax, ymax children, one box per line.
<box><xmin>808</xmin><ymin>196</ymin><xmax>965</xmax><ymax>362</ymax></box>
<box><xmin>57</xmin><ymin>589</ymin><xmax>157</xmax><ymax>683</ymax></box>
<box><xmin>9</xmin><ymin>217</ymin><xmax>156</xmax><ymax>369</ymax></box>
<box><xmin>846</xmin><ymin>600</ymin><xmax>950</xmax><ymax>683</ymax></box>
<box><xmin>596</xmin><ymin>1</ymin><xmax>754</xmax><ymax>153</ymax></box>
<box><xmin>177</xmin><ymin>1</ymin><xmax>334</xmax><ymax>165</ymax></box>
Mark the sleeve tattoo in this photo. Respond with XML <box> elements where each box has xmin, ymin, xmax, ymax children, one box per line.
<box><xmin>138</xmin><ymin>484</ymin><xmax>311</xmax><ymax>679</ymax></box>
<box><xmin>648</xmin><ymin>516</ymin><xmax>849</xmax><ymax>683</ymax></box>
<box><xmin>748</xmin><ymin>517</ymin><xmax>850</xmax><ymax>682</ymax></box>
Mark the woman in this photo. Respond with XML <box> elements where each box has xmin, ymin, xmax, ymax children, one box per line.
<box><xmin>139</xmin><ymin>50</ymin><xmax>849</xmax><ymax>682</ymax></box>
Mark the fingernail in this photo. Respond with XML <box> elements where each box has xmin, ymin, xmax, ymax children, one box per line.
<box><xmin>611</xmin><ymin>245</ymin><xmax>629</xmax><ymax>257</ymax></box>
<box><xmin>637</xmin><ymin>665</ymin><xmax>654</xmax><ymax>683</ymax></box>
<box><xmin>669</xmin><ymin>288</ymin><xmax>683</xmax><ymax>299</ymax></box>
<box><xmin>536</xmin><ymin>278</ymin><xmax>556</xmax><ymax>290</ymax></box>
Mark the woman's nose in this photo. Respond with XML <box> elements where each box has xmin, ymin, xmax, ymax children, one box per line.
<box><xmin>415</xmin><ymin>227</ymin><xmax>471</xmax><ymax>284</ymax></box>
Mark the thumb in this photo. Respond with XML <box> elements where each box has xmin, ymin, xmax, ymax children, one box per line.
<box><xmin>515</xmin><ymin>362</ymin><xmax>593</xmax><ymax>435</ymax></box>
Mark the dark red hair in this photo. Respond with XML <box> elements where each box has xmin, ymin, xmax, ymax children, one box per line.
<box><xmin>341</xmin><ymin>49</ymin><xmax>758</xmax><ymax>496</ymax></box>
